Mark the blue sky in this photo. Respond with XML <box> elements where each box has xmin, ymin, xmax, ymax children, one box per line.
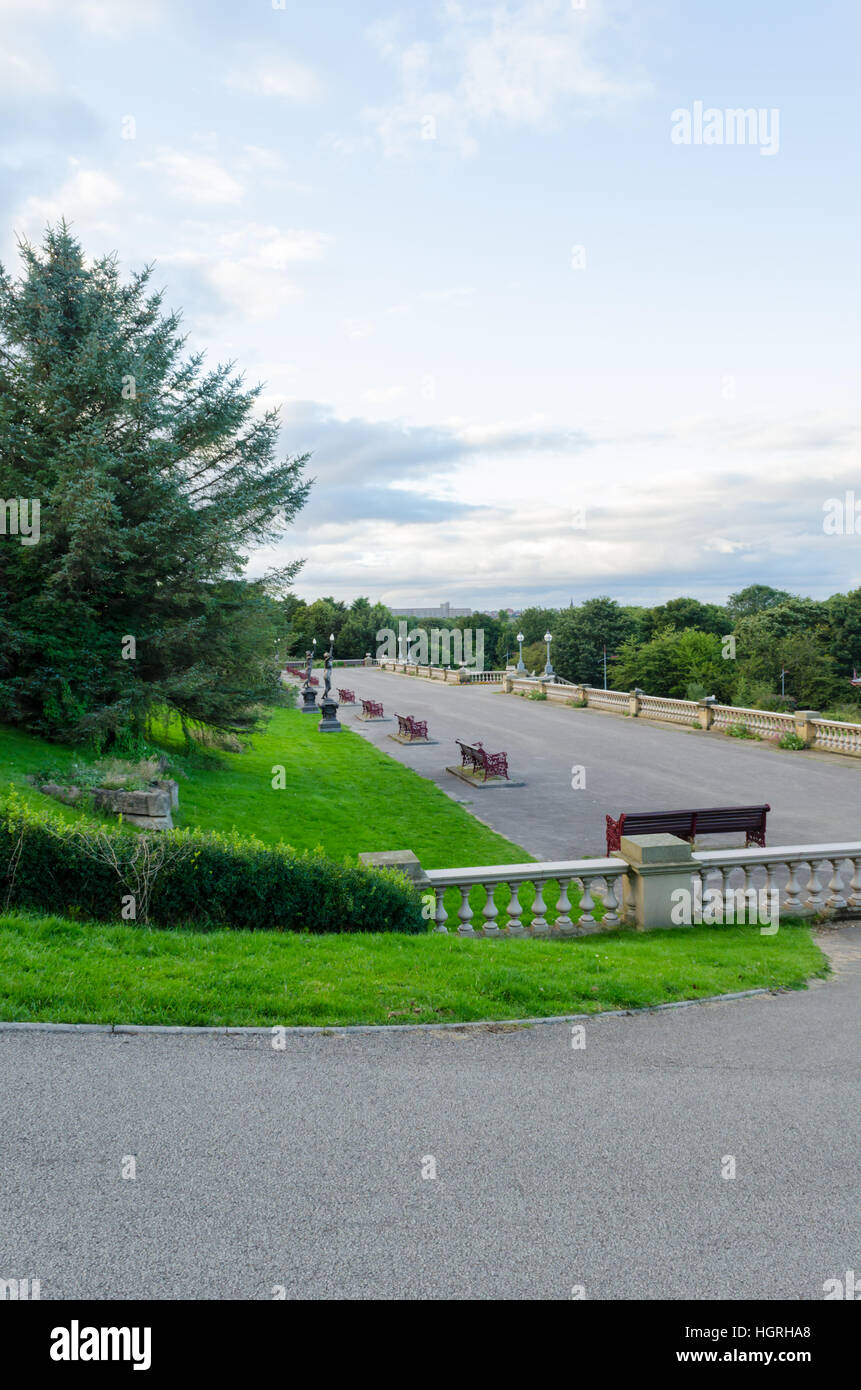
<box><xmin>2</xmin><ymin>0</ymin><xmax>859</xmax><ymax>609</ymax></box>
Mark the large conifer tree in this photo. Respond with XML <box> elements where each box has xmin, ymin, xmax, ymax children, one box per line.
<box><xmin>0</xmin><ymin>224</ymin><xmax>311</xmax><ymax>746</ymax></box>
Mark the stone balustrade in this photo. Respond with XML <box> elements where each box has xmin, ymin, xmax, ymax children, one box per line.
<box><xmin>370</xmin><ymin>664</ymin><xmax>861</xmax><ymax>758</ymax></box>
<box><xmin>809</xmin><ymin>717</ymin><xmax>861</xmax><ymax>755</ymax></box>
<box><xmin>425</xmin><ymin>857</ymin><xmax>627</xmax><ymax>936</ymax></box>
<box><xmin>377</xmin><ymin>659</ymin><xmax>503</xmax><ymax>684</ymax></box>
<box><xmin>398</xmin><ymin>839</ymin><xmax>861</xmax><ymax>936</ymax></box>
<box><xmin>692</xmin><ymin>843</ymin><xmax>861</xmax><ymax>917</ymax></box>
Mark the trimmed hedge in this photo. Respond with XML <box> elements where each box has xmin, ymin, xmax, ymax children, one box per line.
<box><xmin>0</xmin><ymin>793</ymin><xmax>425</xmax><ymax>934</ymax></box>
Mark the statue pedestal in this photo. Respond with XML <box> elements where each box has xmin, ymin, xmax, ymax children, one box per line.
<box><xmin>300</xmin><ymin>685</ymin><xmax>318</xmax><ymax>714</ymax></box>
<box><xmin>318</xmin><ymin>695</ymin><xmax>341</xmax><ymax>732</ymax></box>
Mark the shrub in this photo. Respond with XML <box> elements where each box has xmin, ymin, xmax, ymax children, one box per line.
<box><xmin>820</xmin><ymin>705</ymin><xmax>861</xmax><ymax>724</ymax></box>
<box><xmin>778</xmin><ymin>732</ymin><xmax>806</xmax><ymax>751</ymax></box>
<box><xmin>0</xmin><ymin>792</ymin><xmax>424</xmax><ymax>934</ymax></box>
<box><xmin>727</xmin><ymin>722</ymin><xmax>761</xmax><ymax>740</ymax></box>
<box><xmin>528</xmin><ymin>689</ymin><xmax>547</xmax><ymax>701</ymax></box>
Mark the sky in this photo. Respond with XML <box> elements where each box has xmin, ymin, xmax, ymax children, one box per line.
<box><xmin>2</xmin><ymin>0</ymin><xmax>860</xmax><ymax>610</ymax></box>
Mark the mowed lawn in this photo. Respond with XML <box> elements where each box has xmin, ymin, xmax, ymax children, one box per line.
<box><xmin>0</xmin><ymin>713</ymin><xmax>832</xmax><ymax>1027</ymax></box>
<box><xmin>0</xmin><ymin>707</ymin><xmax>530</xmax><ymax>869</ymax></box>
<box><xmin>0</xmin><ymin>912</ymin><xmax>827</xmax><ymax>1027</ymax></box>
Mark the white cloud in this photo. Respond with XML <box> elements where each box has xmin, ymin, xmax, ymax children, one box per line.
<box><xmin>16</xmin><ymin>164</ymin><xmax>123</xmax><ymax>237</ymax></box>
<box><xmin>0</xmin><ymin>0</ymin><xmax>163</xmax><ymax>38</ymax></box>
<box><xmin>240</xmin><ymin>145</ymin><xmax>289</xmax><ymax>173</ymax></box>
<box><xmin>364</xmin><ymin>385</ymin><xmax>406</xmax><ymax>404</ymax></box>
<box><xmin>362</xmin><ymin>0</ymin><xmax>648</xmax><ymax>156</ymax></box>
<box><xmin>161</xmin><ymin>223</ymin><xmax>331</xmax><ymax>322</ymax></box>
<box><xmin>0</xmin><ymin>48</ymin><xmax>59</xmax><ymax>96</ymax></box>
<box><xmin>342</xmin><ymin>319</ymin><xmax>375</xmax><ymax>340</ymax></box>
<box><xmin>226</xmin><ymin>55</ymin><xmax>323</xmax><ymax>104</ymax></box>
<box><xmin>138</xmin><ymin>150</ymin><xmax>244</xmax><ymax>205</ymax></box>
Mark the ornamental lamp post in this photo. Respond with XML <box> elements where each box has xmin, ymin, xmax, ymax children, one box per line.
<box><xmin>543</xmin><ymin>631</ymin><xmax>554</xmax><ymax>678</ymax></box>
<box><xmin>318</xmin><ymin>632</ymin><xmax>341</xmax><ymax>733</ymax></box>
<box><xmin>516</xmin><ymin>631</ymin><xmax>526</xmax><ymax>673</ymax></box>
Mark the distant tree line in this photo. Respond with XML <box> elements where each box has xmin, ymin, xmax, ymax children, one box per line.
<box><xmin>286</xmin><ymin>585</ymin><xmax>861</xmax><ymax>717</ymax></box>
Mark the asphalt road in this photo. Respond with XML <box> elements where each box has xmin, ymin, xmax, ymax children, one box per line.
<box><xmin>344</xmin><ymin>669</ymin><xmax>861</xmax><ymax>858</ymax></box>
<box><xmin>1</xmin><ymin>929</ymin><xmax>858</xmax><ymax>1301</ymax></box>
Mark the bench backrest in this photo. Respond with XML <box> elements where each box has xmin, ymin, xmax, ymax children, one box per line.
<box><xmin>621</xmin><ymin>811</ymin><xmax>696</xmax><ymax>837</ymax></box>
<box><xmin>693</xmin><ymin>805</ymin><xmax>769</xmax><ymax>831</ymax></box>
<box><xmin>622</xmin><ymin>805</ymin><xmax>770</xmax><ymax>835</ymax></box>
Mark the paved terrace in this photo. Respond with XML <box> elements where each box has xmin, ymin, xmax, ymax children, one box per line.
<box><xmin>2</xmin><ymin>929</ymin><xmax>858</xmax><ymax>1299</ymax></box>
<box><xmin>344</xmin><ymin>668</ymin><xmax>861</xmax><ymax>860</ymax></box>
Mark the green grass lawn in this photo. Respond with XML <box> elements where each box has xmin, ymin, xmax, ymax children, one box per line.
<box><xmin>0</xmin><ymin>912</ymin><xmax>828</xmax><ymax>1027</ymax></box>
<box><xmin>0</xmin><ymin>707</ymin><xmax>529</xmax><ymax>869</ymax></box>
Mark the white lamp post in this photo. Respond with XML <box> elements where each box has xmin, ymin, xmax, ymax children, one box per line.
<box><xmin>543</xmin><ymin>630</ymin><xmax>554</xmax><ymax>678</ymax></box>
<box><xmin>516</xmin><ymin>631</ymin><xmax>526</xmax><ymax>673</ymax></box>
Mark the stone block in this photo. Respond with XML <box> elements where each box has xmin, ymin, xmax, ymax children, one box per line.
<box><xmin>359</xmin><ymin>850</ymin><xmax>430</xmax><ymax>890</ymax></box>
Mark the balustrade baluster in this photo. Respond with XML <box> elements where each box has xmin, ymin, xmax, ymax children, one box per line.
<box><xmin>805</xmin><ymin>860</ymin><xmax>824</xmax><ymax>912</ymax></box>
<box><xmin>555</xmin><ymin>878</ymin><xmax>574</xmax><ymax>935</ymax></box>
<box><xmin>718</xmin><ymin>867</ymin><xmax>731</xmax><ymax>923</ymax></box>
<box><xmin>506</xmin><ymin>881</ymin><xmax>526</xmax><ymax>936</ymax></box>
<box><xmin>784</xmin><ymin>860</ymin><xmax>803</xmax><ymax>915</ymax></box>
<box><xmin>530</xmin><ymin>879</ymin><xmax>549</xmax><ymax>936</ymax></box>
<box><xmin>433</xmin><ymin>886</ymin><xmax>448</xmax><ymax>934</ymax></box>
<box><xmin>849</xmin><ymin>858</ymin><xmax>861</xmax><ymax>910</ymax></box>
<box><xmin>762</xmin><ymin>863</ymin><xmax>776</xmax><ymax>928</ymax></box>
<box><xmin>602</xmin><ymin>875</ymin><xmax>621</xmax><ymax>925</ymax></box>
<box><xmin>457</xmin><ymin>885</ymin><xmax>476</xmax><ymax>936</ymax></box>
<box><xmin>482</xmin><ymin>883</ymin><xmax>501</xmax><ymax>936</ymax></box>
<box><xmin>577</xmin><ymin>877</ymin><xmax>598</xmax><ymax>933</ymax></box>
<box><xmin>826</xmin><ymin>859</ymin><xmax>847</xmax><ymax>911</ymax></box>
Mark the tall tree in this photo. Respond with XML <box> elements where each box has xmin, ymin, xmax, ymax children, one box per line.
<box><xmin>0</xmin><ymin>224</ymin><xmax>311</xmax><ymax>745</ymax></box>
<box><xmin>726</xmin><ymin>585</ymin><xmax>793</xmax><ymax>621</ymax></box>
<box><xmin>552</xmin><ymin>597</ymin><xmax>633</xmax><ymax>686</ymax></box>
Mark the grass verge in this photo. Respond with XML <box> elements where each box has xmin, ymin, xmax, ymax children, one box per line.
<box><xmin>0</xmin><ymin>913</ymin><xmax>828</xmax><ymax>1028</ymax></box>
<box><xmin>0</xmin><ymin>708</ymin><xmax>530</xmax><ymax>870</ymax></box>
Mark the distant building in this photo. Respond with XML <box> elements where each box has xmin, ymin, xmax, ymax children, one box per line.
<box><xmin>390</xmin><ymin>600</ymin><xmax>473</xmax><ymax>619</ymax></box>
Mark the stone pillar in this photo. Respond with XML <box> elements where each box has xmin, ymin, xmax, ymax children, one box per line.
<box><xmin>794</xmin><ymin>710</ymin><xmax>820</xmax><ymax>747</ymax></box>
<box><xmin>697</xmin><ymin>699</ymin><xmax>715</xmax><ymax>730</ymax></box>
<box><xmin>613</xmin><ymin>834</ymin><xmax>694</xmax><ymax>931</ymax></box>
<box><xmin>502</xmin><ymin>675</ymin><xmax>513</xmax><ymax>693</ymax></box>
<box><xmin>628</xmin><ymin>690</ymin><xmax>641</xmax><ymax>717</ymax></box>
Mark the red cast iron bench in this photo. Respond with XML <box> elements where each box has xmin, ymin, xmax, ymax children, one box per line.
<box><xmin>338</xmin><ymin>689</ymin><xmax>356</xmax><ymax>704</ymax></box>
<box><xmin>605</xmin><ymin>804</ymin><xmax>770</xmax><ymax>855</ymax></box>
<box><xmin>456</xmin><ymin>739</ymin><xmax>509</xmax><ymax>782</ymax></box>
<box><xmin>396</xmin><ymin>714</ymin><xmax>428</xmax><ymax>740</ymax></box>
<box><xmin>361</xmin><ymin>699</ymin><xmax>385</xmax><ymax>719</ymax></box>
